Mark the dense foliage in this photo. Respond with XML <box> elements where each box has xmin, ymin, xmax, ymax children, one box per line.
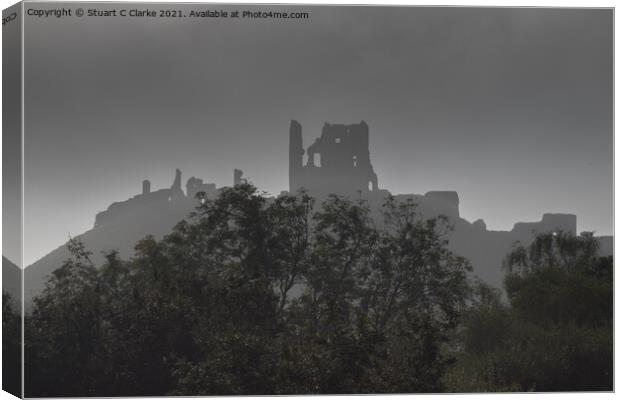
<box><xmin>444</xmin><ymin>232</ymin><xmax>613</xmax><ymax>392</ymax></box>
<box><xmin>2</xmin><ymin>293</ymin><xmax>21</xmax><ymax>397</ymax></box>
<box><xmin>12</xmin><ymin>185</ymin><xmax>612</xmax><ymax>396</ymax></box>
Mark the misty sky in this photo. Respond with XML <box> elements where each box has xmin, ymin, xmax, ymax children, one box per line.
<box><xmin>22</xmin><ymin>4</ymin><xmax>612</xmax><ymax>266</ymax></box>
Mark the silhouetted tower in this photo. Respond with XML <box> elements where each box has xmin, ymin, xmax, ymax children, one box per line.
<box><xmin>234</xmin><ymin>169</ymin><xmax>247</xmax><ymax>186</ymax></box>
<box><xmin>170</xmin><ymin>168</ymin><xmax>184</xmax><ymax>199</ymax></box>
<box><xmin>142</xmin><ymin>179</ymin><xmax>151</xmax><ymax>195</ymax></box>
<box><xmin>171</xmin><ymin>169</ymin><xmax>182</xmax><ymax>191</ymax></box>
<box><xmin>289</xmin><ymin>120</ymin><xmax>304</xmax><ymax>193</ymax></box>
<box><xmin>288</xmin><ymin>120</ymin><xmax>379</xmax><ymax>196</ymax></box>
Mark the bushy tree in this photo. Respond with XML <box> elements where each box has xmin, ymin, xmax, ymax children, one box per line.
<box><xmin>3</xmin><ymin>292</ymin><xmax>21</xmax><ymax>397</ymax></box>
<box><xmin>445</xmin><ymin>232</ymin><xmax>613</xmax><ymax>392</ymax></box>
<box><xmin>279</xmin><ymin>195</ymin><xmax>471</xmax><ymax>393</ymax></box>
<box><xmin>25</xmin><ymin>239</ymin><xmax>102</xmax><ymax>396</ymax></box>
<box><xmin>24</xmin><ymin>187</ymin><xmax>613</xmax><ymax>395</ymax></box>
<box><xmin>22</xmin><ymin>185</ymin><xmax>485</xmax><ymax>395</ymax></box>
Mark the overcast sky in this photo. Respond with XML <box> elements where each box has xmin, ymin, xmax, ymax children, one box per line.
<box><xmin>22</xmin><ymin>5</ymin><xmax>612</xmax><ymax>265</ymax></box>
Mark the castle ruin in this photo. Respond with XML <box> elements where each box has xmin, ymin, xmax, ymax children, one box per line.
<box><xmin>95</xmin><ymin>169</ymin><xmax>223</xmax><ymax>227</ymax></box>
<box><xmin>26</xmin><ymin>119</ymin><xmax>605</xmax><ymax>306</ymax></box>
<box><xmin>289</xmin><ymin>120</ymin><xmax>384</xmax><ymax>197</ymax></box>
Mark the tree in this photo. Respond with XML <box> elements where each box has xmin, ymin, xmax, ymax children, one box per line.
<box><xmin>25</xmin><ymin>238</ymin><xmax>101</xmax><ymax>397</ymax></box>
<box><xmin>25</xmin><ymin>185</ymin><xmax>472</xmax><ymax>395</ymax></box>
<box><xmin>3</xmin><ymin>292</ymin><xmax>21</xmax><ymax>397</ymax></box>
<box><xmin>278</xmin><ymin>195</ymin><xmax>471</xmax><ymax>393</ymax></box>
<box><xmin>445</xmin><ymin>232</ymin><xmax>612</xmax><ymax>392</ymax></box>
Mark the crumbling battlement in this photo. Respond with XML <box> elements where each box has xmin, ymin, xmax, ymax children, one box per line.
<box><xmin>289</xmin><ymin>120</ymin><xmax>382</xmax><ymax>197</ymax></box>
<box><xmin>511</xmin><ymin>213</ymin><xmax>577</xmax><ymax>236</ymax></box>
<box><xmin>94</xmin><ymin>169</ymin><xmax>223</xmax><ymax>227</ymax></box>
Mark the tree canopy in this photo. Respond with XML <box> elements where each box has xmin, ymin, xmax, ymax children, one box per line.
<box><xmin>444</xmin><ymin>232</ymin><xmax>612</xmax><ymax>392</ymax></box>
<box><xmin>16</xmin><ymin>185</ymin><xmax>612</xmax><ymax>396</ymax></box>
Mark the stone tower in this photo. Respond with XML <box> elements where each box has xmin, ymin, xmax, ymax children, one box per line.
<box><xmin>288</xmin><ymin>120</ymin><xmax>379</xmax><ymax>196</ymax></box>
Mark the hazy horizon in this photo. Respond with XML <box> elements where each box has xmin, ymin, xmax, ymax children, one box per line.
<box><xmin>19</xmin><ymin>4</ymin><xmax>612</xmax><ymax>266</ymax></box>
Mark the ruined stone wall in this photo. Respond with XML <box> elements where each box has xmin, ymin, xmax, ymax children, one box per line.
<box><xmin>512</xmin><ymin>213</ymin><xmax>577</xmax><ymax>236</ymax></box>
<box><xmin>289</xmin><ymin>120</ymin><xmax>379</xmax><ymax>196</ymax></box>
<box><xmin>94</xmin><ymin>169</ymin><xmax>219</xmax><ymax>227</ymax></box>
